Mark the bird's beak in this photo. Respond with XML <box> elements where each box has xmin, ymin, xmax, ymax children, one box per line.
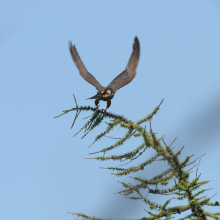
<box><xmin>86</xmin><ymin>94</ymin><xmax>98</xmax><ymax>100</ymax></box>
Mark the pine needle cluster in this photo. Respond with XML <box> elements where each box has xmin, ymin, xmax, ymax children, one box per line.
<box><xmin>55</xmin><ymin>95</ymin><xmax>220</xmax><ymax>220</ymax></box>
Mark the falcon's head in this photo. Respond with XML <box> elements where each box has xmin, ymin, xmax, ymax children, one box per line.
<box><xmin>101</xmin><ymin>88</ymin><xmax>113</xmax><ymax>98</ymax></box>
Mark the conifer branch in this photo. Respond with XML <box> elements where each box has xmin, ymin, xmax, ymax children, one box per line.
<box><xmin>55</xmin><ymin>95</ymin><xmax>219</xmax><ymax>219</ymax></box>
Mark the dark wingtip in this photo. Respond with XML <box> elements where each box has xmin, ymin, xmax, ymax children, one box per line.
<box><xmin>133</xmin><ymin>36</ymin><xmax>140</xmax><ymax>58</ymax></box>
<box><xmin>134</xmin><ymin>36</ymin><xmax>140</xmax><ymax>47</ymax></box>
<box><xmin>86</xmin><ymin>94</ymin><xmax>98</xmax><ymax>100</ymax></box>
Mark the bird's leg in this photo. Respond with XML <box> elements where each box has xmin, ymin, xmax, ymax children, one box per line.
<box><xmin>95</xmin><ymin>99</ymin><xmax>100</xmax><ymax>109</ymax></box>
<box><xmin>104</xmin><ymin>100</ymin><xmax>111</xmax><ymax>115</ymax></box>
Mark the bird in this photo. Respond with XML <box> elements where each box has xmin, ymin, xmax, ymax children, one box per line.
<box><xmin>68</xmin><ymin>37</ymin><xmax>140</xmax><ymax>114</ymax></box>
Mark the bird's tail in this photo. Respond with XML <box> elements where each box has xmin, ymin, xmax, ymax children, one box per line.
<box><xmin>86</xmin><ymin>95</ymin><xmax>98</xmax><ymax>100</ymax></box>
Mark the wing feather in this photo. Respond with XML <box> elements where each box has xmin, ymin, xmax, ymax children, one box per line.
<box><xmin>69</xmin><ymin>41</ymin><xmax>105</xmax><ymax>91</ymax></box>
<box><xmin>107</xmin><ymin>37</ymin><xmax>140</xmax><ymax>93</ymax></box>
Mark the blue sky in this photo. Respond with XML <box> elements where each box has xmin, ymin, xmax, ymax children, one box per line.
<box><xmin>1</xmin><ymin>1</ymin><xmax>220</xmax><ymax>219</ymax></box>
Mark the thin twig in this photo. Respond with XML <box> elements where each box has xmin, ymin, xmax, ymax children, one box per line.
<box><xmin>104</xmin><ymin>135</ymin><xmax>121</xmax><ymax>140</ymax></box>
<box><xmin>170</xmin><ymin>137</ymin><xmax>177</xmax><ymax>147</ymax></box>
<box><xmin>196</xmin><ymin>158</ymin><xmax>201</xmax><ymax>178</ymax></box>
<box><xmin>186</xmin><ymin>153</ymin><xmax>206</xmax><ymax>167</ymax></box>
<box><xmin>83</xmin><ymin>113</ymin><xmax>95</xmax><ymax>119</ymax></box>
<box><xmin>210</xmin><ymin>193</ymin><xmax>217</xmax><ymax>200</ymax></box>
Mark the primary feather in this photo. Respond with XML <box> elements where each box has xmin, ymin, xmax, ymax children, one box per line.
<box><xmin>69</xmin><ymin>41</ymin><xmax>105</xmax><ymax>91</ymax></box>
<box><xmin>107</xmin><ymin>37</ymin><xmax>140</xmax><ymax>93</ymax></box>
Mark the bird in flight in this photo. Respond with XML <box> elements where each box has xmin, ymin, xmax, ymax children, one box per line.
<box><xmin>69</xmin><ymin>37</ymin><xmax>140</xmax><ymax>114</ymax></box>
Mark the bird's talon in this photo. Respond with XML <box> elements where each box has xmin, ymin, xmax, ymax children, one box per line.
<box><xmin>103</xmin><ymin>109</ymin><xmax>109</xmax><ymax>115</ymax></box>
<box><xmin>96</xmin><ymin>105</ymin><xmax>100</xmax><ymax>110</ymax></box>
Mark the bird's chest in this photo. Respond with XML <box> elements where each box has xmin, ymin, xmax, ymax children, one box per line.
<box><xmin>99</xmin><ymin>94</ymin><xmax>114</xmax><ymax>101</ymax></box>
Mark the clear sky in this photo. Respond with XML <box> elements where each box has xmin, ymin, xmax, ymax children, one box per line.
<box><xmin>1</xmin><ymin>1</ymin><xmax>220</xmax><ymax>219</ymax></box>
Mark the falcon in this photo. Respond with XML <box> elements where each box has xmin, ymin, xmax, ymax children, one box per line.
<box><xmin>69</xmin><ymin>37</ymin><xmax>140</xmax><ymax>114</ymax></box>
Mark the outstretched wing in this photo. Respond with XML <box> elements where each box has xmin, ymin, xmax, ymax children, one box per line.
<box><xmin>69</xmin><ymin>41</ymin><xmax>105</xmax><ymax>91</ymax></box>
<box><xmin>107</xmin><ymin>37</ymin><xmax>140</xmax><ymax>93</ymax></box>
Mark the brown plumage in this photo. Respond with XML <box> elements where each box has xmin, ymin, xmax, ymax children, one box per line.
<box><xmin>69</xmin><ymin>37</ymin><xmax>140</xmax><ymax>113</ymax></box>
